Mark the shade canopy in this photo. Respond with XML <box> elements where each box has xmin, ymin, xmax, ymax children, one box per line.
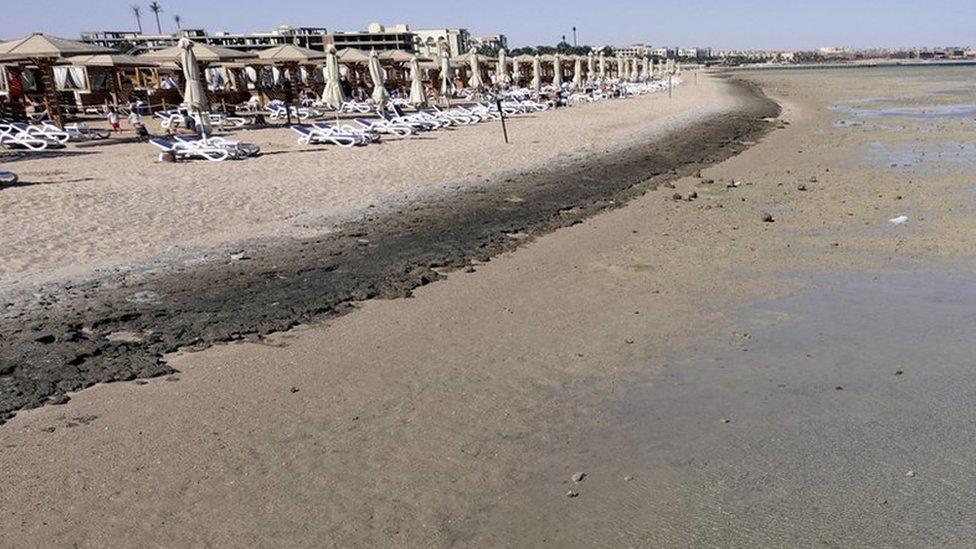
<box><xmin>552</xmin><ymin>54</ymin><xmax>563</xmax><ymax>87</ymax></box>
<box><xmin>452</xmin><ymin>50</ymin><xmax>490</xmax><ymax>64</ymax></box>
<box><xmin>70</xmin><ymin>54</ymin><xmax>158</xmax><ymax>68</ymax></box>
<box><xmin>140</xmin><ymin>42</ymin><xmax>254</xmax><ymax>64</ymax></box>
<box><xmin>0</xmin><ymin>33</ymin><xmax>112</xmax><ymax>61</ymax></box>
<box><xmin>256</xmin><ymin>44</ymin><xmax>327</xmax><ymax>63</ymax></box>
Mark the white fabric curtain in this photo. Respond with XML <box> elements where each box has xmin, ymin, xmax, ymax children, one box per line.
<box><xmin>54</xmin><ymin>66</ymin><xmax>88</xmax><ymax>91</ymax></box>
<box><xmin>0</xmin><ymin>66</ymin><xmax>7</xmax><ymax>92</ymax></box>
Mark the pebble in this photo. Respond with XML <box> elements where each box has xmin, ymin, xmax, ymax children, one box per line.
<box><xmin>624</xmin><ymin>476</ymin><xmax>634</xmax><ymax>482</ymax></box>
<box><xmin>48</xmin><ymin>395</ymin><xmax>69</xmax><ymax>405</ymax></box>
<box><xmin>566</xmin><ymin>491</ymin><xmax>579</xmax><ymax>498</ymax></box>
<box><xmin>797</xmin><ymin>184</ymin><xmax>808</xmax><ymax>191</ymax></box>
<box><xmin>290</xmin><ymin>387</ymin><xmax>300</xmax><ymax>393</ymax></box>
<box><xmin>672</xmin><ymin>193</ymin><xmax>683</xmax><ymax>201</ymax></box>
<box><xmin>721</xmin><ymin>418</ymin><xmax>731</xmax><ymax>424</ymax></box>
<box><xmin>572</xmin><ymin>472</ymin><xmax>587</xmax><ymax>483</ymax></box>
<box><xmin>686</xmin><ymin>191</ymin><xmax>698</xmax><ymax>200</ymax></box>
<box><xmin>894</xmin><ymin>370</ymin><xmax>904</xmax><ymax>376</ymax></box>
<box><xmin>762</xmin><ymin>213</ymin><xmax>775</xmax><ymax>223</ymax></box>
<box><xmin>906</xmin><ymin>470</ymin><xmax>915</xmax><ymax>478</ymax></box>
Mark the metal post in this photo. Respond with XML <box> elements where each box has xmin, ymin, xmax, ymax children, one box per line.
<box><xmin>668</xmin><ymin>74</ymin><xmax>673</xmax><ymax>99</ymax></box>
<box><xmin>496</xmin><ymin>98</ymin><xmax>509</xmax><ymax>144</ymax></box>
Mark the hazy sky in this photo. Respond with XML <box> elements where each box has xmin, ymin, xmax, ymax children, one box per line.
<box><xmin>5</xmin><ymin>0</ymin><xmax>975</xmax><ymax>50</ymax></box>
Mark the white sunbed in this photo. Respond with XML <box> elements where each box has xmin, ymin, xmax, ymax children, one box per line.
<box><xmin>149</xmin><ymin>137</ymin><xmax>231</xmax><ymax>161</ymax></box>
<box><xmin>291</xmin><ymin>125</ymin><xmax>368</xmax><ymax>148</ymax></box>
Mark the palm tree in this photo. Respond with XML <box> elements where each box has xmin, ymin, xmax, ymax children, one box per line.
<box><xmin>148</xmin><ymin>1</ymin><xmax>163</xmax><ymax>34</ymax></box>
<box><xmin>131</xmin><ymin>5</ymin><xmax>143</xmax><ymax>33</ymax></box>
<box><xmin>174</xmin><ymin>14</ymin><xmax>182</xmax><ymax>30</ymax></box>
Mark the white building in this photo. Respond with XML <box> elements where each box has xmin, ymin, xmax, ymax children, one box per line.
<box><xmin>413</xmin><ymin>28</ymin><xmax>471</xmax><ymax>58</ymax></box>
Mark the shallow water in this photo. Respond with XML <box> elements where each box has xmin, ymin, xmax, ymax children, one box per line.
<box><xmin>613</xmin><ymin>269</ymin><xmax>976</xmax><ymax>544</ymax></box>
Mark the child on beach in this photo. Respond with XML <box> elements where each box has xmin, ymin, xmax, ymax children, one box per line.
<box><xmin>107</xmin><ymin>107</ymin><xmax>121</xmax><ymax>133</ymax></box>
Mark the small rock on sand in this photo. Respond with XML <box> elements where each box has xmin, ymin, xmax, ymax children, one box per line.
<box><xmin>797</xmin><ymin>184</ymin><xmax>808</xmax><ymax>191</ymax></box>
<box><xmin>672</xmin><ymin>193</ymin><xmax>683</xmax><ymax>201</ymax></box>
<box><xmin>566</xmin><ymin>491</ymin><xmax>579</xmax><ymax>498</ymax></box>
<box><xmin>572</xmin><ymin>472</ymin><xmax>587</xmax><ymax>483</ymax></box>
<box><xmin>762</xmin><ymin>213</ymin><xmax>775</xmax><ymax>223</ymax></box>
<box><xmin>906</xmin><ymin>470</ymin><xmax>915</xmax><ymax>478</ymax></box>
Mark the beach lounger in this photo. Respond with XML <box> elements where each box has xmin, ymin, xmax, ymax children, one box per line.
<box><xmin>149</xmin><ymin>137</ymin><xmax>231</xmax><ymax>161</ymax></box>
<box><xmin>8</xmin><ymin>122</ymin><xmax>70</xmax><ymax>144</ymax></box>
<box><xmin>291</xmin><ymin>125</ymin><xmax>366</xmax><ymax>148</ymax></box>
<box><xmin>155</xmin><ymin>110</ymin><xmax>187</xmax><ymax>129</ymax></box>
<box><xmin>0</xmin><ymin>126</ymin><xmax>63</xmax><ymax>150</ymax></box>
<box><xmin>312</xmin><ymin>122</ymin><xmax>381</xmax><ymax>143</ymax></box>
<box><xmin>352</xmin><ymin>118</ymin><xmax>415</xmax><ymax>137</ymax></box>
<box><xmin>172</xmin><ymin>134</ymin><xmax>260</xmax><ymax>158</ymax></box>
<box><xmin>44</xmin><ymin>120</ymin><xmax>110</xmax><ymax>141</ymax></box>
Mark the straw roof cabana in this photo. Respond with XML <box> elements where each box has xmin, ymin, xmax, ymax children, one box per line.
<box><xmin>0</xmin><ymin>33</ymin><xmax>113</xmax><ymax>125</ymax></box>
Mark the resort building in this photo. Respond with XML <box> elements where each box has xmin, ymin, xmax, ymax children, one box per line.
<box><xmin>413</xmin><ymin>28</ymin><xmax>471</xmax><ymax>58</ymax></box>
<box><xmin>469</xmin><ymin>34</ymin><xmax>509</xmax><ymax>52</ymax></box>
<box><xmin>327</xmin><ymin>23</ymin><xmax>415</xmax><ymax>52</ymax></box>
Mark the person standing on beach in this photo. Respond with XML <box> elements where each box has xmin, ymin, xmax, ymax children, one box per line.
<box><xmin>107</xmin><ymin>107</ymin><xmax>121</xmax><ymax>133</ymax></box>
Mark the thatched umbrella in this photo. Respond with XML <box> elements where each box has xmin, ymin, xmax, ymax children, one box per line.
<box><xmin>322</xmin><ymin>46</ymin><xmax>344</xmax><ymax>109</ymax></box>
<box><xmin>497</xmin><ymin>49</ymin><xmax>511</xmax><ymax>87</ymax></box>
<box><xmin>368</xmin><ymin>50</ymin><xmax>389</xmax><ymax>109</ymax></box>
<box><xmin>408</xmin><ymin>55</ymin><xmax>426</xmax><ymax>107</ymax></box>
<box><xmin>0</xmin><ymin>33</ymin><xmax>113</xmax><ymax>125</ymax></box>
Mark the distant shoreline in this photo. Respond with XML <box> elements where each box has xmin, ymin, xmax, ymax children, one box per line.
<box><xmin>722</xmin><ymin>59</ymin><xmax>976</xmax><ymax>71</ymax></box>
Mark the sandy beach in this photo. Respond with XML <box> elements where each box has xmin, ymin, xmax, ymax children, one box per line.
<box><xmin>0</xmin><ymin>75</ymin><xmax>725</xmax><ymax>296</ymax></box>
<box><xmin>3</xmin><ymin>64</ymin><xmax>976</xmax><ymax>546</ymax></box>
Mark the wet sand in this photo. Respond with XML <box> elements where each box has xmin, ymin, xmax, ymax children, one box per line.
<box><xmin>3</xmin><ymin>66</ymin><xmax>976</xmax><ymax>546</ymax></box>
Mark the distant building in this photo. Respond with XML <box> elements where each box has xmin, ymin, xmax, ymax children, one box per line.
<box><xmin>413</xmin><ymin>28</ymin><xmax>471</xmax><ymax>58</ymax></box>
<box><xmin>470</xmin><ymin>34</ymin><xmax>508</xmax><ymax>52</ymax></box>
<box><xmin>81</xmin><ymin>26</ymin><xmax>331</xmax><ymax>53</ymax></box>
<box><xmin>327</xmin><ymin>23</ymin><xmax>415</xmax><ymax>52</ymax></box>
<box><xmin>677</xmin><ymin>47</ymin><xmax>712</xmax><ymax>60</ymax></box>
<box><xmin>612</xmin><ymin>44</ymin><xmax>653</xmax><ymax>58</ymax></box>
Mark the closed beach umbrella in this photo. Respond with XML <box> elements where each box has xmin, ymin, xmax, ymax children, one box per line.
<box><xmin>439</xmin><ymin>51</ymin><xmax>454</xmax><ymax>97</ymax></box>
<box><xmin>630</xmin><ymin>58</ymin><xmax>639</xmax><ymax>82</ymax></box>
<box><xmin>641</xmin><ymin>57</ymin><xmax>650</xmax><ymax>82</ymax></box>
<box><xmin>572</xmin><ymin>56</ymin><xmax>582</xmax><ymax>89</ymax></box>
<box><xmin>368</xmin><ymin>50</ymin><xmax>389</xmax><ymax>108</ymax></box>
<box><xmin>322</xmin><ymin>45</ymin><xmax>344</xmax><ymax>109</ymax></box>
<box><xmin>587</xmin><ymin>52</ymin><xmax>595</xmax><ymax>83</ymax></box>
<box><xmin>676</xmin><ymin>62</ymin><xmax>682</xmax><ymax>75</ymax></box>
<box><xmin>467</xmin><ymin>47</ymin><xmax>483</xmax><ymax>90</ymax></box>
<box><xmin>177</xmin><ymin>39</ymin><xmax>212</xmax><ymax>135</ymax></box>
<box><xmin>178</xmin><ymin>39</ymin><xmax>209</xmax><ymax>110</ymax></box>
<box><xmin>619</xmin><ymin>58</ymin><xmax>628</xmax><ymax>81</ymax></box>
<box><xmin>409</xmin><ymin>55</ymin><xmax>426</xmax><ymax>106</ymax></box>
<box><xmin>497</xmin><ymin>48</ymin><xmax>510</xmax><ymax>87</ymax></box>
<box><xmin>553</xmin><ymin>54</ymin><xmax>563</xmax><ymax>87</ymax></box>
<box><xmin>512</xmin><ymin>57</ymin><xmax>521</xmax><ymax>87</ymax></box>
<box><xmin>599</xmin><ymin>53</ymin><xmax>606</xmax><ymax>81</ymax></box>
<box><xmin>531</xmin><ymin>55</ymin><xmax>541</xmax><ymax>93</ymax></box>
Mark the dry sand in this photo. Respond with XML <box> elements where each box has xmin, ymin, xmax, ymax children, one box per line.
<box><xmin>0</xmin><ymin>76</ymin><xmax>722</xmax><ymax>296</ymax></box>
<box><xmin>2</xmin><ymin>66</ymin><xmax>976</xmax><ymax>546</ymax></box>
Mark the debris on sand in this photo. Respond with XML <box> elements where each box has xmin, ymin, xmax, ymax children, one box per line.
<box><xmin>566</xmin><ymin>490</ymin><xmax>580</xmax><ymax>498</ymax></box>
<box><xmin>906</xmin><ymin>470</ymin><xmax>916</xmax><ymax>478</ymax></box>
<box><xmin>572</xmin><ymin>472</ymin><xmax>587</xmax><ymax>483</ymax></box>
<box><xmin>686</xmin><ymin>191</ymin><xmax>698</xmax><ymax>201</ymax></box>
<box><xmin>889</xmin><ymin>215</ymin><xmax>909</xmax><ymax>225</ymax></box>
<box><xmin>797</xmin><ymin>183</ymin><xmax>808</xmax><ymax>191</ymax></box>
<box><xmin>727</xmin><ymin>180</ymin><xmax>741</xmax><ymax>188</ymax></box>
<box><xmin>762</xmin><ymin>213</ymin><xmax>775</xmax><ymax>223</ymax></box>
<box><xmin>672</xmin><ymin>193</ymin><xmax>683</xmax><ymax>201</ymax></box>
<box><xmin>721</xmin><ymin>418</ymin><xmax>732</xmax><ymax>424</ymax></box>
